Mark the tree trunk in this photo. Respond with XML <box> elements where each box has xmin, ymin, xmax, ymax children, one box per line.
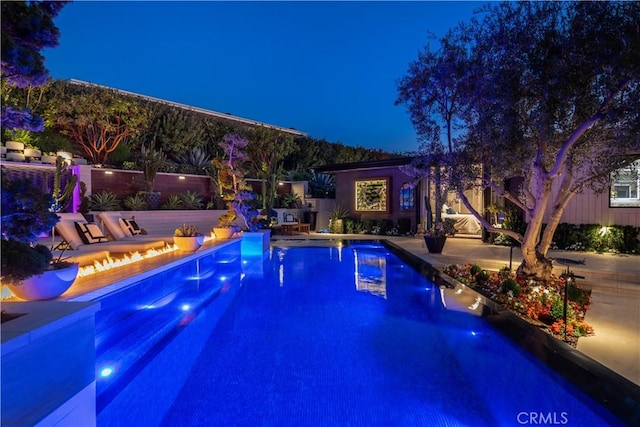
<box><xmin>517</xmin><ymin>249</ymin><xmax>553</xmax><ymax>279</ymax></box>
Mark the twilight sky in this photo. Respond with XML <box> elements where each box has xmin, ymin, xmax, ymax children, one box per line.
<box><xmin>43</xmin><ymin>1</ymin><xmax>489</xmax><ymax>154</ymax></box>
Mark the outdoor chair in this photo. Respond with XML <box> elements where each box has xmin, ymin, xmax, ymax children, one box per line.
<box><xmin>96</xmin><ymin>211</ymin><xmax>174</xmax><ymax>245</ymax></box>
<box><xmin>56</xmin><ymin>213</ymin><xmax>168</xmax><ymax>254</ymax></box>
<box><xmin>274</xmin><ymin>212</ymin><xmax>310</xmax><ymax>235</ymax></box>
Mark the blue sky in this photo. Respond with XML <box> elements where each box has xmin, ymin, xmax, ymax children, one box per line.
<box><xmin>43</xmin><ymin>1</ymin><xmax>488</xmax><ymax>154</ymax></box>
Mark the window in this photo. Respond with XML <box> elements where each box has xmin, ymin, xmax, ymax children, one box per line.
<box><xmin>399</xmin><ymin>182</ymin><xmax>415</xmax><ymax>210</ymax></box>
<box><xmin>610</xmin><ymin>160</ymin><xmax>640</xmax><ymax>208</ymax></box>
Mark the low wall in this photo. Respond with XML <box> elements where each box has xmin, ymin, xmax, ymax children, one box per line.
<box><xmin>91</xmin><ymin>209</ymin><xmax>306</xmax><ymax>236</ymax></box>
<box><xmin>1</xmin><ymin>301</ymin><xmax>100</xmax><ymax>426</ymax></box>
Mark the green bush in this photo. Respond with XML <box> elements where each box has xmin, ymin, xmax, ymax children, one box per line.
<box><xmin>549</xmin><ymin>295</ymin><xmax>573</xmax><ymax>322</ymax></box>
<box><xmin>344</xmin><ymin>218</ymin><xmax>356</xmax><ymax>234</ymax></box>
<box><xmin>470</xmin><ymin>264</ymin><xmax>483</xmax><ymax>276</ymax></box>
<box><xmin>379</xmin><ymin>219</ymin><xmax>393</xmax><ymax>234</ymax></box>
<box><xmin>500</xmin><ymin>277</ymin><xmax>521</xmax><ymax>297</ymax></box>
<box><xmin>397</xmin><ymin>217</ymin><xmax>412</xmax><ymax>235</ymax></box>
<box><xmin>475</xmin><ymin>269</ymin><xmax>490</xmax><ymax>285</ymax></box>
<box><xmin>551</xmin><ymin>223</ymin><xmax>640</xmax><ymax>254</ymax></box>
<box><xmin>180</xmin><ymin>191</ymin><xmax>203</xmax><ymax>210</ymax></box>
<box><xmin>123</xmin><ymin>193</ymin><xmax>148</xmax><ymax>211</ymax></box>
<box><xmin>89</xmin><ymin>191</ymin><xmax>121</xmax><ymax>211</ymax></box>
<box><xmin>162</xmin><ymin>194</ymin><xmax>183</xmax><ymax>210</ymax></box>
<box><xmin>360</xmin><ymin>219</ymin><xmax>375</xmax><ymax>234</ymax></box>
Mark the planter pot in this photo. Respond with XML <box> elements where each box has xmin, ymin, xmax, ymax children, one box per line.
<box><xmin>424</xmin><ymin>236</ymin><xmax>447</xmax><ymax>254</ymax></box>
<box><xmin>174</xmin><ymin>236</ymin><xmax>204</xmax><ymax>252</ymax></box>
<box><xmin>6</xmin><ymin>263</ymin><xmax>79</xmax><ymax>301</ymax></box>
<box><xmin>213</xmin><ymin>227</ymin><xmax>235</xmax><ymax>239</ymax></box>
<box><xmin>142</xmin><ymin>191</ymin><xmax>162</xmax><ymax>209</ymax></box>
<box><xmin>329</xmin><ymin>218</ymin><xmax>344</xmax><ymax>234</ymax></box>
<box><xmin>41</xmin><ymin>155</ymin><xmax>57</xmax><ymax>164</ymax></box>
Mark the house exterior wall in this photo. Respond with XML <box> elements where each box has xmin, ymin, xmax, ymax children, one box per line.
<box><xmin>333</xmin><ymin>167</ymin><xmax>420</xmax><ymax>231</ymax></box>
<box><xmin>543</xmin><ymin>184</ymin><xmax>639</xmax><ymax>226</ymax></box>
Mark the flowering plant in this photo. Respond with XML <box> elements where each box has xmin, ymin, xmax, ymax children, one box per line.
<box><xmin>443</xmin><ymin>263</ymin><xmax>593</xmax><ymax>344</ymax></box>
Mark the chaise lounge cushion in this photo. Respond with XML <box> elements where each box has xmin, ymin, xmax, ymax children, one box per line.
<box><xmin>120</xmin><ymin>217</ymin><xmax>142</xmax><ymax>236</ymax></box>
<box><xmin>98</xmin><ymin>212</ymin><xmax>173</xmax><ymax>244</ymax></box>
<box><xmin>74</xmin><ymin>221</ymin><xmax>108</xmax><ymax>244</ymax></box>
<box><xmin>56</xmin><ymin>213</ymin><xmax>168</xmax><ymax>252</ymax></box>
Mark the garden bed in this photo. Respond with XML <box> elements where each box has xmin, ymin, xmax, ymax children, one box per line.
<box><xmin>442</xmin><ymin>263</ymin><xmax>594</xmax><ymax>347</ymax></box>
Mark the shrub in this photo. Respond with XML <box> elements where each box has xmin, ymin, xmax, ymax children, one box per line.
<box><xmin>180</xmin><ymin>191</ymin><xmax>203</xmax><ymax>210</ymax></box>
<box><xmin>360</xmin><ymin>219</ymin><xmax>375</xmax><ymax>234</ymax></box>
<box><xmin>475</xmin><ymin>269</ymin><xmax>490</xmax><ymax>285</ymax></box>
<box><xmin>379</xmin><ymin>219</ymin><xmax>393</xmax><ymax>234</ymax></box>
<box><xmin>397</xmin><ymin>217</ymin><xmax>412</xmax><ymax>235</ymax></box>
<box><xmin>89</xmin><ymin>191</ymin><xmax>121</xmax><ymax>211</ymax></box>
<box><xmin>123</xmin><ymin>193</ymin><xmax>148</xmax><ymax>211</ymax></box>
<box><xmin>162</xmin><ymin>194</ymin><xmax>183</xmax><ymax>210</ymax></box>
<box><xmin>344</xmin><ymin>218</ymin><xmax>356</xmax><ymax>234</ymax></box>
<box><xmin>500</xmin><ymin>277</ymin><xmax>521</xmax><ymax>297</ymax></box>
<box><xmin>470</xmin><ymin>264</ymin><xmax>483</xmax><ymax>276</ymax></box>
<box><xmin>550</xmin><ymin>223</ymin><xmax>640</xmax><ymax>254</ymax></box>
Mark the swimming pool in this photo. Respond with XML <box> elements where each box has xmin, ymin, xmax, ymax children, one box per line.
<box><xmin>97</xmin><ymin>241</ymin><xmax>624</xmax><ymax>426</ymax></box>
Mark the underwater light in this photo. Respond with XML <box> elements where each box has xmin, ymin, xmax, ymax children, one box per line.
<box><xmin>181</xmin><ymin>304</ymin><xmax>191</xmax><ymax>312</ymax></box>
<box><xmin>100</xmin><ymin>367</ymin><xmax>114</xmax><ymax>377</ymax></box>
<box><xmin>471</xmin><ymin>331</ymin><xmax>478</xmax><ymax>337</ymax></box>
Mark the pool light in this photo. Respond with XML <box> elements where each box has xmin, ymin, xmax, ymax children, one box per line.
<box><xmin>100</xmin><ymin>367</ymin><xmax>114</xmax><ymax>377</ymax></box>
<box><xmin>181</xmin><ymin>304</ymin><xmax>191</xmax><ymax>312</ymax></box>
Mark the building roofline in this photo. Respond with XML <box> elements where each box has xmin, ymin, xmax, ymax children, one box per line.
<box><xmin>313</xmin><ymin>157</ymin><xmax>414</xmax><ymax>173</ymax></box>
<box><xmin>67</xmin><ymin>79</ymin><xmax>307</xmax><ymax>137</ymax></box>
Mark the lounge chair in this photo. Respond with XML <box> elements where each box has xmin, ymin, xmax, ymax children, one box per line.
<box><xmin>56</xmin><ymin>213</ymin><xmax>168</xmax><ymax>254</ymax></box>
<box><xmin>96</xmin><ymin>211</ymin><xmax>174</xmax><ymax>245</ymax></box>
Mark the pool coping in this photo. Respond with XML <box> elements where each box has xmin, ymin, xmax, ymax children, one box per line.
<box><xmin>382</xmin><ymin>239</ymin><xmax>640</xmax><ymax>426</ymax></box>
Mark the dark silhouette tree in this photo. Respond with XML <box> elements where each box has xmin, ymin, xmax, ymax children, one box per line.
<box><xmin>1</xmin><ymin>1</ymin><xmax>68</xmax><ymax>131</ymax></box>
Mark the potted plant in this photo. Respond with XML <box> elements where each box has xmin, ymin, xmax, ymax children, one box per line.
<box><xmin>423</xmin><ymin>219</ymin><xmax>455</xmax><ymax>254</ymax></box>
<box><xmin>1</xmin><ymin>175</ymin><xmax>78</xmax><ymax>300</ymax></box>
<box><xmin>173</xmin><ymin>224</ymin><xmax>204</xmax><ymax>252</ymax></box>
<box><xmin>329</xmin><ymin>204</ymin><xmax>349</xmax><ymax>234</ymax></box>
<box><xmin>213</xmin><ymin>211</ymin><xmax>237</xmax><ymax>239</ymax></box>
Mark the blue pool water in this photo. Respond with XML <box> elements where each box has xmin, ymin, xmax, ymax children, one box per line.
<box><xmin>97</xmin><ymin>241</ymin><xmax>622</xmax><ymax>426</ymax></box>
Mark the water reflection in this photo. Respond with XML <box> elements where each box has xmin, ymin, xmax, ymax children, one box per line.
<box><xmin>353</xmin><ymin>248</ymin><xmax>387</xmax><ymax>298</ymax></box>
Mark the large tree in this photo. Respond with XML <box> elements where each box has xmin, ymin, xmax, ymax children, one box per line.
<box><xmin>44</xmin><ymin>81</ymin><xmax>150</xmax><ymax>165</ymax></box>
<box><xmin>397</xmin><ymin>1</ymin><xmax>640</xmax><ymax>279</ymax></box>
<box><xmin>1</xmin><ymin>1</ymin><xmax>67</xmax><ymax>132</ymax></box>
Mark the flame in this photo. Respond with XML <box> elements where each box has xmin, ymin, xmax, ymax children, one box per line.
<box><xmin>77</xmin><ymin>233</ymin><xmax>216</xmax><ymax>278</ymax></box>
